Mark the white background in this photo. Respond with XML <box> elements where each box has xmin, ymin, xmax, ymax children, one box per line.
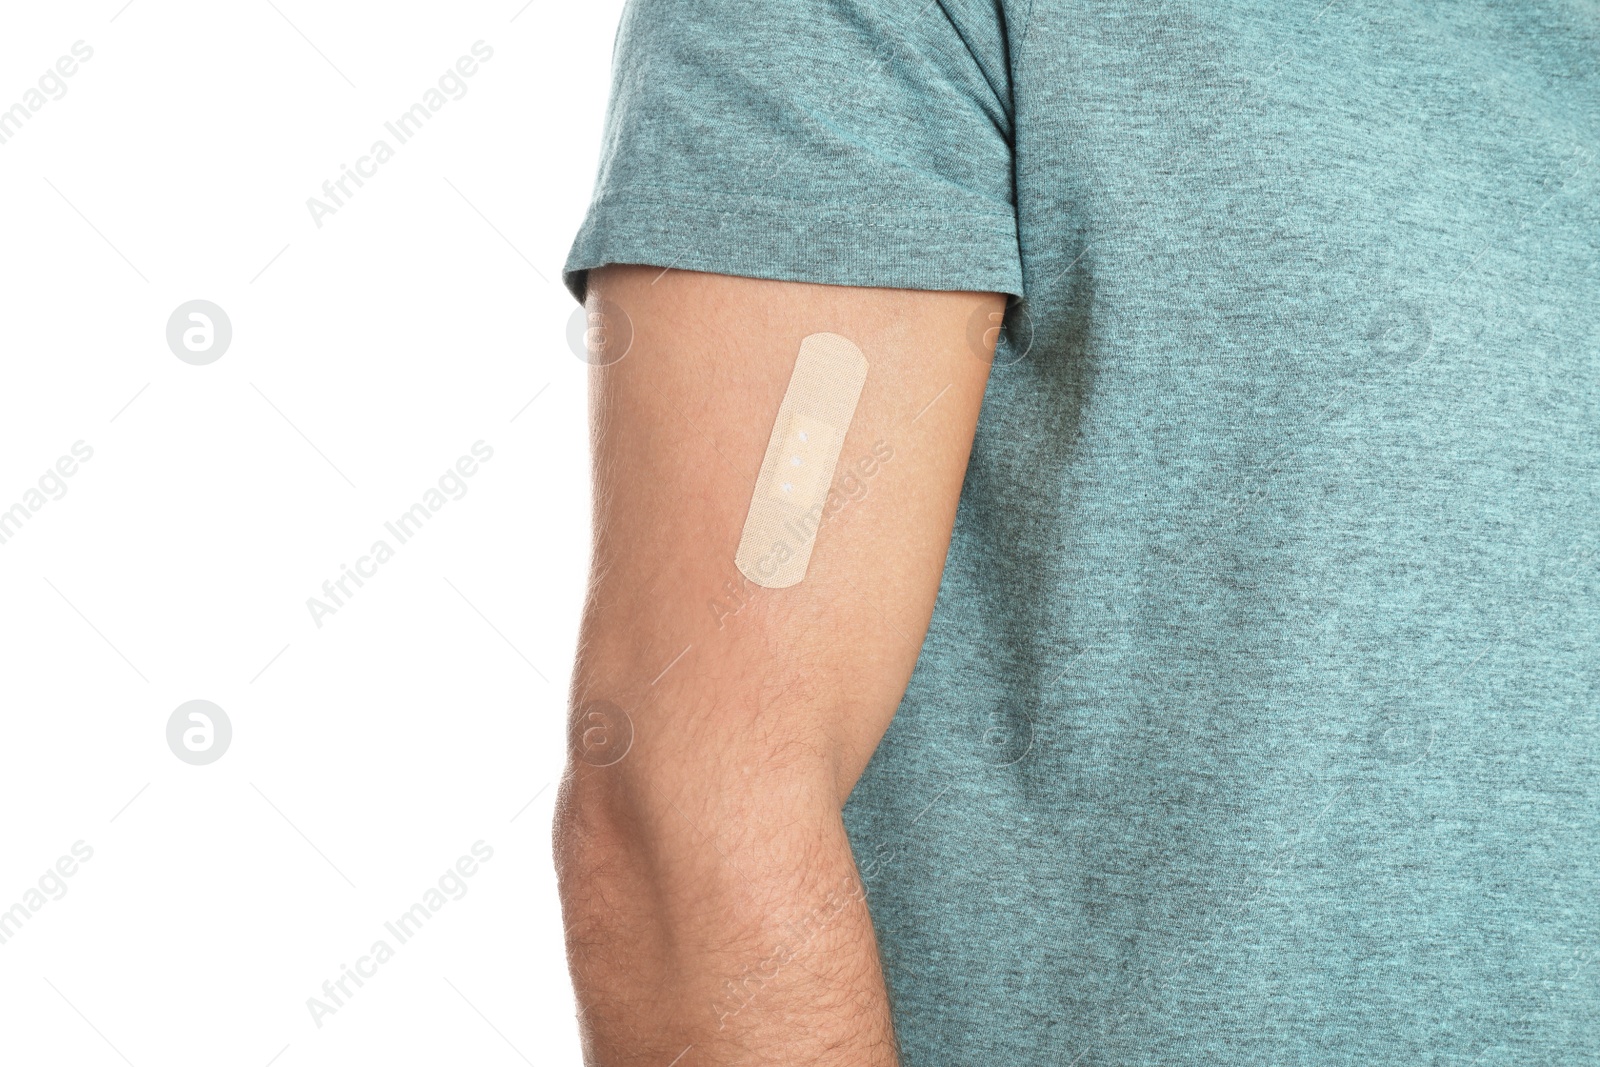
<box><xmin>0</xmin><ymin>2</ymin><xmax>622</xmax><ymax>1063</ymax></box>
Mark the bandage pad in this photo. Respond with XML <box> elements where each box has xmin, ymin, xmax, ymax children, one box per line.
<box><xmin>735</xmin><ymin>332</ymin><xmax>868</xmax><ymax>588</ymax></box>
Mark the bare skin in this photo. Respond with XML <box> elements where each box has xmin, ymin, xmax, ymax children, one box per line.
<box><xmin>554</xmin><ymin>265</ymin><xmax>1004</xmax><ymax>1065</ymax></box>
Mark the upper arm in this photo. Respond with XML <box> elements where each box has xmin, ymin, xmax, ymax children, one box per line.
<box><xmin>572</xmin><ymin>265</ymin><xmax>1003</xmax><ymax>805</ymax></box>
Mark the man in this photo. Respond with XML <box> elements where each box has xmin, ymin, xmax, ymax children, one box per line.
<box><xmin>554</xmin><ymin>1</ymin><xmax>1599</xmax><ymax>1063</ymax></box>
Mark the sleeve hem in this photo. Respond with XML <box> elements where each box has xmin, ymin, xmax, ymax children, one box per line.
<box><xmin>562</xmin><ymin>185</ymin><xmax>1023</xmax><ymax>304</ymax></box>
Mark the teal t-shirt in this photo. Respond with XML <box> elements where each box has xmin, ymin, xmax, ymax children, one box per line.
<box><xmin>565</xmin><ymin>1</ymin><xmax>1600</xmax><ymax>1062</ymax></box>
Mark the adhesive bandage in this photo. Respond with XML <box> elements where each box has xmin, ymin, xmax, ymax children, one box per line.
<box><xmin>734</xmin><ymin>333</ymin><xmax>868</xmax><ymax>588</ymax></box>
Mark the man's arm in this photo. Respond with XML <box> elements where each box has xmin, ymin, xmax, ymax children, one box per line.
<box><xmin>554</xmin><ymin>265</ymin><xmax>1003</xmax><ymax>1065</ymax></box>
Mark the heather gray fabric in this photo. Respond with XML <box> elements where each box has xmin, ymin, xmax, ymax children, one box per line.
<box><xmin>565</xmin><ymin>1</ymin><xmax>1600</xmax><ymax>1062</ymax></box>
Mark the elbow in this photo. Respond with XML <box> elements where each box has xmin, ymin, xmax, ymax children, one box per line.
<box><xmin>550</xmin><ymin>763</ymin><xmax>629</xmax><ymax>905</ymax></box>
<box><xmin>551</xmin><ymin>717</ymin><xmax>843</xmax><ymax>904</ymax></box>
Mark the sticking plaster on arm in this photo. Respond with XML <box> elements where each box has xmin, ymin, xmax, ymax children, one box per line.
<box><xmin>734</xmin><ymin>332</ymin><xmax>868</xmax><ymax>588</ymax></box>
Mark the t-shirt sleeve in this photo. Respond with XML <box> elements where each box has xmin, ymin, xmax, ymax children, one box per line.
<box><xmin>563</xmin><ymin>0</ymin><xmax>1025</xmax><ymax>303</ymax></box>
